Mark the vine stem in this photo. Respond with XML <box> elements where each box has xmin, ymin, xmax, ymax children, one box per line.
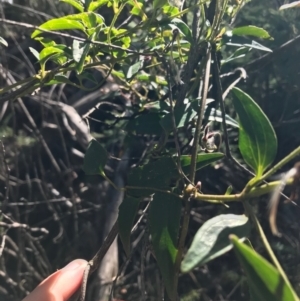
<box><xmin>189</xmin><ymin>47</ymin><xmax>211</xmax><ymax>182</ymax></box>
<box><xmin>173</xmin><ymin>47</ymin><xmax>212</xmax><ymax>300</ymax></box>
<box><xmin>243</xmin><ymin>202</ymin><xmax>296</xmax><ymax>296</ymax></box>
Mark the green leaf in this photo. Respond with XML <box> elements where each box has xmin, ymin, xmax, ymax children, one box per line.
<box><xmin>222</xmin><ymin>46</ymin><xmax>251</xmax><ymax>64</ymax></box>
<box><xmin>232</xmin><ymin>87</ymin><xmax>277</xmax><ymax>176</ymax></box>
<box><xmin>39</xmin><ymin>46</ymin><xmax>65</xmax><ymax>65</ymax></box>
<box><xmin>279</xmin><ymin>1</ymin><xmax>300</xmax><ymax>10</ymax></box>
<box><xmin>65</xmin><ymin>12</ymin><xmax>104</xmax><ymax>28</ymax></box>
<box><xmin>32</xmin><ymin>18</ymin><xmax>86</xmax><ymax>38</ymax></box>
<box><xmin>83</xmin><ymin>139</ymin><xmax>108</xmax><ymax>175</ymax></box>
<box><xmin>136</xmin><ymin>73</ymin><xmax>167</xmax><ymax>85</ymax></box>
<box><xmin>230</xmin><ymin>235</ymin><xmax>299</xmax><ymax>301</ymax></box>
<box><xmin>181</xmin><ymin>214</ymin><xmax>250</xmax><ymax>273</ymax></box>
<box><xmin>88</xmin><ymin>0</ymin><xmax>109</xmax><ymax>11</ymax></box>
<box><xmin>206</xmin><ymin>107</ymin><xmax>239</xmax><ymax>128</ymax></box>
<box><xmin>126</xmin><ymin>113</ymin><xmax>163</xmax><ymax>135</ymax></box>
<box><xmin>223</xmin><ymin>35</ymin><xmax>273</xmax><ymax>52</ymax></box>
<box><xmin>168</xmin><ymin>18</ymin><xmax>193</xmax><ymax>43</ymax></box>
<box><xmin>127</xmin><ymin>157</ymin><xmax>179</xmax><ymax>197</ymax></box>
<box><xmin>72</xmin><ymin>40</ymin><xmax>91</xmax><ymax>74</ymax></box>
<box><xmin>160</xmin><ymin>102</ymin><xmax>197</xmax><ymax>132</ymax></box>
<box><xmin>118</xmin><ymin>196</ymin><xmax>141</xmax><ymax>257</ymax></box>
<box><xmin>0</xmin><ymin>37</ymin><xmax>8</xmax><ymax>47</ymax></box>
<box><xmin>29</xmin><ymin>47</ymin><xmax>40</xmax><ymax>60</ymax></box>
<box><xmin>232</xmin><ymin>26</ymin><xmax>272</xmax><ymax>39</ymax></box>
<box><xmin>153</xmin><ymin>0</ymin><xmax>168</xmax><ymax>11</ymax></box>
<box><xmin>72</xmin><ymin>40</ymin><xmax>86</xmax><ymax>63</ymax></box>
<box><xmin>163</xmin><ymin>5</ymin><xmax>180</xmax><ymax>16</ymax></box>
<box><xmin>128</xmin><ymin>0</ymin><xmax>144</xmax><ymax>17</ymax></box>
<box><xmin>126</xmin><ymin>61</ymin><xmax>143</xmax><ymax>79</ymax></box>
<box><xmin>52</xmin><ymin>74</ymin><xmax>75</xmax><ymax>85</ymax></box>
<box><xmin>60</xmin><ymin>0</ymin><xmax>84</xmax><ymax>12</ymax></box>
<box><xmin>149</xmin><ymin>193</ymin><xmax>181</xmax><ymax>300</ymax></box>
<box><xmin>180</xmin><ymin>152</ymin><xmax>224</xmax><ymax>175</ymax></box>
<box><xmin>35</xmin><ymin>37</ymin><xmax>57</xmax><ymax>48</ymax></box>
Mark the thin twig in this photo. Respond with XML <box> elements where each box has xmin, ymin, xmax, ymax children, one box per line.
<box><xmin>0</xmin><ymin>18</ymin><xmax>153</xmax><ymax>56</ymax></box>
<box><xmin>71</xmin><ymin>221</ymin><xmax>119</xmax><ymax>301</ymax></box>
<box><xmin>189</xmin><ymin>47</ymin><xmax>211</xmax><ymax>183</ymax></box>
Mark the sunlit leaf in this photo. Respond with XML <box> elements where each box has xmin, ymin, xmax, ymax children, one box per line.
<box><xmin>181</xmin><ymin>215</ymin><xmax>250</xmax><ymax>273</ymax></box>
<box><xmin>39</xmin><ymin>46</ymin><xmax>65</xmax><ymax>64</ymax></box>
<box><xmin>232</xmin><ymin>87</ymin><xmax>277</xmax><ymax>176</ymax></box>
<box><xmin>163</xmin><ymin>5</ymin><xmax>179</xmax><ymax>16</ymax></box>
<box><xmin>118</xmin><ymin>196</ymin><xmax>141</xmax><ymax>257</ymax></box>
<box><xmin>128</xmin><ymin>0</ymin><xmax>145</xmax><ymax>17</ymax></box>
<box><xmin>60</xmin><ymin>0</ymin><xmax>84</xmax><ymax>12</ymax></box>
<box><xmin>0</xmin><ymin>37</ymin><xmax>8</xmax><ymax>47</ymax></box>
<box><xmin>32</xmin><ymin>18</ymin><xmax>86</xmax><ymax>38</ymax></box>
<box><xmin>83</xmin><ymin>139</ymin><xmax>108</xmax><ymax>175</ymax></box>
<box><xmin>126</xmin><ymin>61</ymin><xmax>143</xmax><ymax>79</ymax></box>
<box><xmin>230</xmin><ymin>235</ymin><xmax>299</xmax><ymax>301</ymax></box>
<box><xmin>88</xmin><ymin>0</ymin><xmax>109</xmax><ymax>11</ymax></box>
<box><xmin>223</xmin><ymin>34</ymin><xmax>272</xmax><ymax>52</ymax></box>
<box><xmin>206</xmin><ymin>107</ymin><xmax>240</xmax><ymax>128</ymax></box>
<box><xmin>149</xmin><ymin>193</ymin><xmax>181</xmax><ymax>300</ymax></box>
<box><xmin>168</xmin><ymin>18</ymin><xmax>192</xmax><ymax>43</ymax></box>
<box><xmin>279</xmin><ymin>1</ymin><xmax>300</xmax><ymax>10</ymax></box>
<box><xmin>232</xmin><ymin>26</ymin><xmax>272</xmax><ymax>39</ymax></box>
<box><xmin>66</xmin><ymin>12</ymin><xmax>104</xmax><ymax>28</ymax></box>
<box><xmin>29</xmin><ymin>47</ymin><xmax>40</xmax><ymax>60</ymax></box>
<box><xmin>72</xmin><ymin>40</ymin><xmax>91</xmax><ymax>73</ymax></box>
<box><xmin>180</xmin><ymin>152</ymin><xmax>224</xmax><ymax>175</ymax></box>
<box><xmin>222</xmin><ymin>46</ymin><xmax>251</xmax><ymax>64</ymax></box>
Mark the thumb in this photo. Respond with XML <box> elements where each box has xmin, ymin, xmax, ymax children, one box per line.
<box><xmin>23</xmin><ymin>259</ymin><xmax>87</xmax><ymax>301</ymax></box>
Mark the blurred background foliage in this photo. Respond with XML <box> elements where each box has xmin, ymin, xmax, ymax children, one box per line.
<box><xmin>1</xmin><ymin>0</ymin><xmax>300</xmax><ymax>300</ymax></box>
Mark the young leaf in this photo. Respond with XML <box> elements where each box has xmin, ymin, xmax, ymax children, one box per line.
<box><xmin>88</xmin><ymin>0</ymin><xmax>109</xmax><ymax>11</ymax></box>
<box><xmin>60</xmin><ymin>0</ymin><xmax>84</xmax><ymax>12</ymax></box>
<box><xmin>149</xmin><ymin>193</ymin><xmax>182</xmax><ymax>300</ymax></box>
<box><xmin>230</xmin><ymin>235</ymin><xmax>299</xmax><ymax>301</ymax></box>
<box><xmin>118</xmin><ymin>196</ymin><xmax>141</xmax><ymax>257</ymax></box>
<box><xmin>83</xmin><ymin>139</ymin><xmax>108</xmax><ymax>175</ymax></box>
<box><xmin>181</xmin><ymin>214</ymin><xmax>250</xmax><ymax>273</ymax></box>
<box><xmin>180</xmin><ymin>152</ymin><xmax>224</xmax><ymax>175</ymax></box>
<box><xmin>232</xmin><ymin>26</ymin><xmax>272</xmax><ymax>39</ymax></box>
<box><xmin>65</xmin><ymin>12</ymin><xmax>104</xmax><ymax>28</ymax></box>
<box><xmin>39</xmin><ymin>46</ymin><xmax>65</xmax><ymax>65</ymax></box>
<box><xmin>32</xmin><ymin>18</ymin><xmax>86</xmax><ymax>38</ymax></box>
<box><xmin>232</xmin><ymin>87</ymin><xmax>277</xmax><ymax>177</ymax></box>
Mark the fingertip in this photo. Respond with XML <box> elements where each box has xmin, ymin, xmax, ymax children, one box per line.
<box><xmin>23</xmin><ymin>259</ymin><xmax>88</xmax><ymax>301</ymax></box>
